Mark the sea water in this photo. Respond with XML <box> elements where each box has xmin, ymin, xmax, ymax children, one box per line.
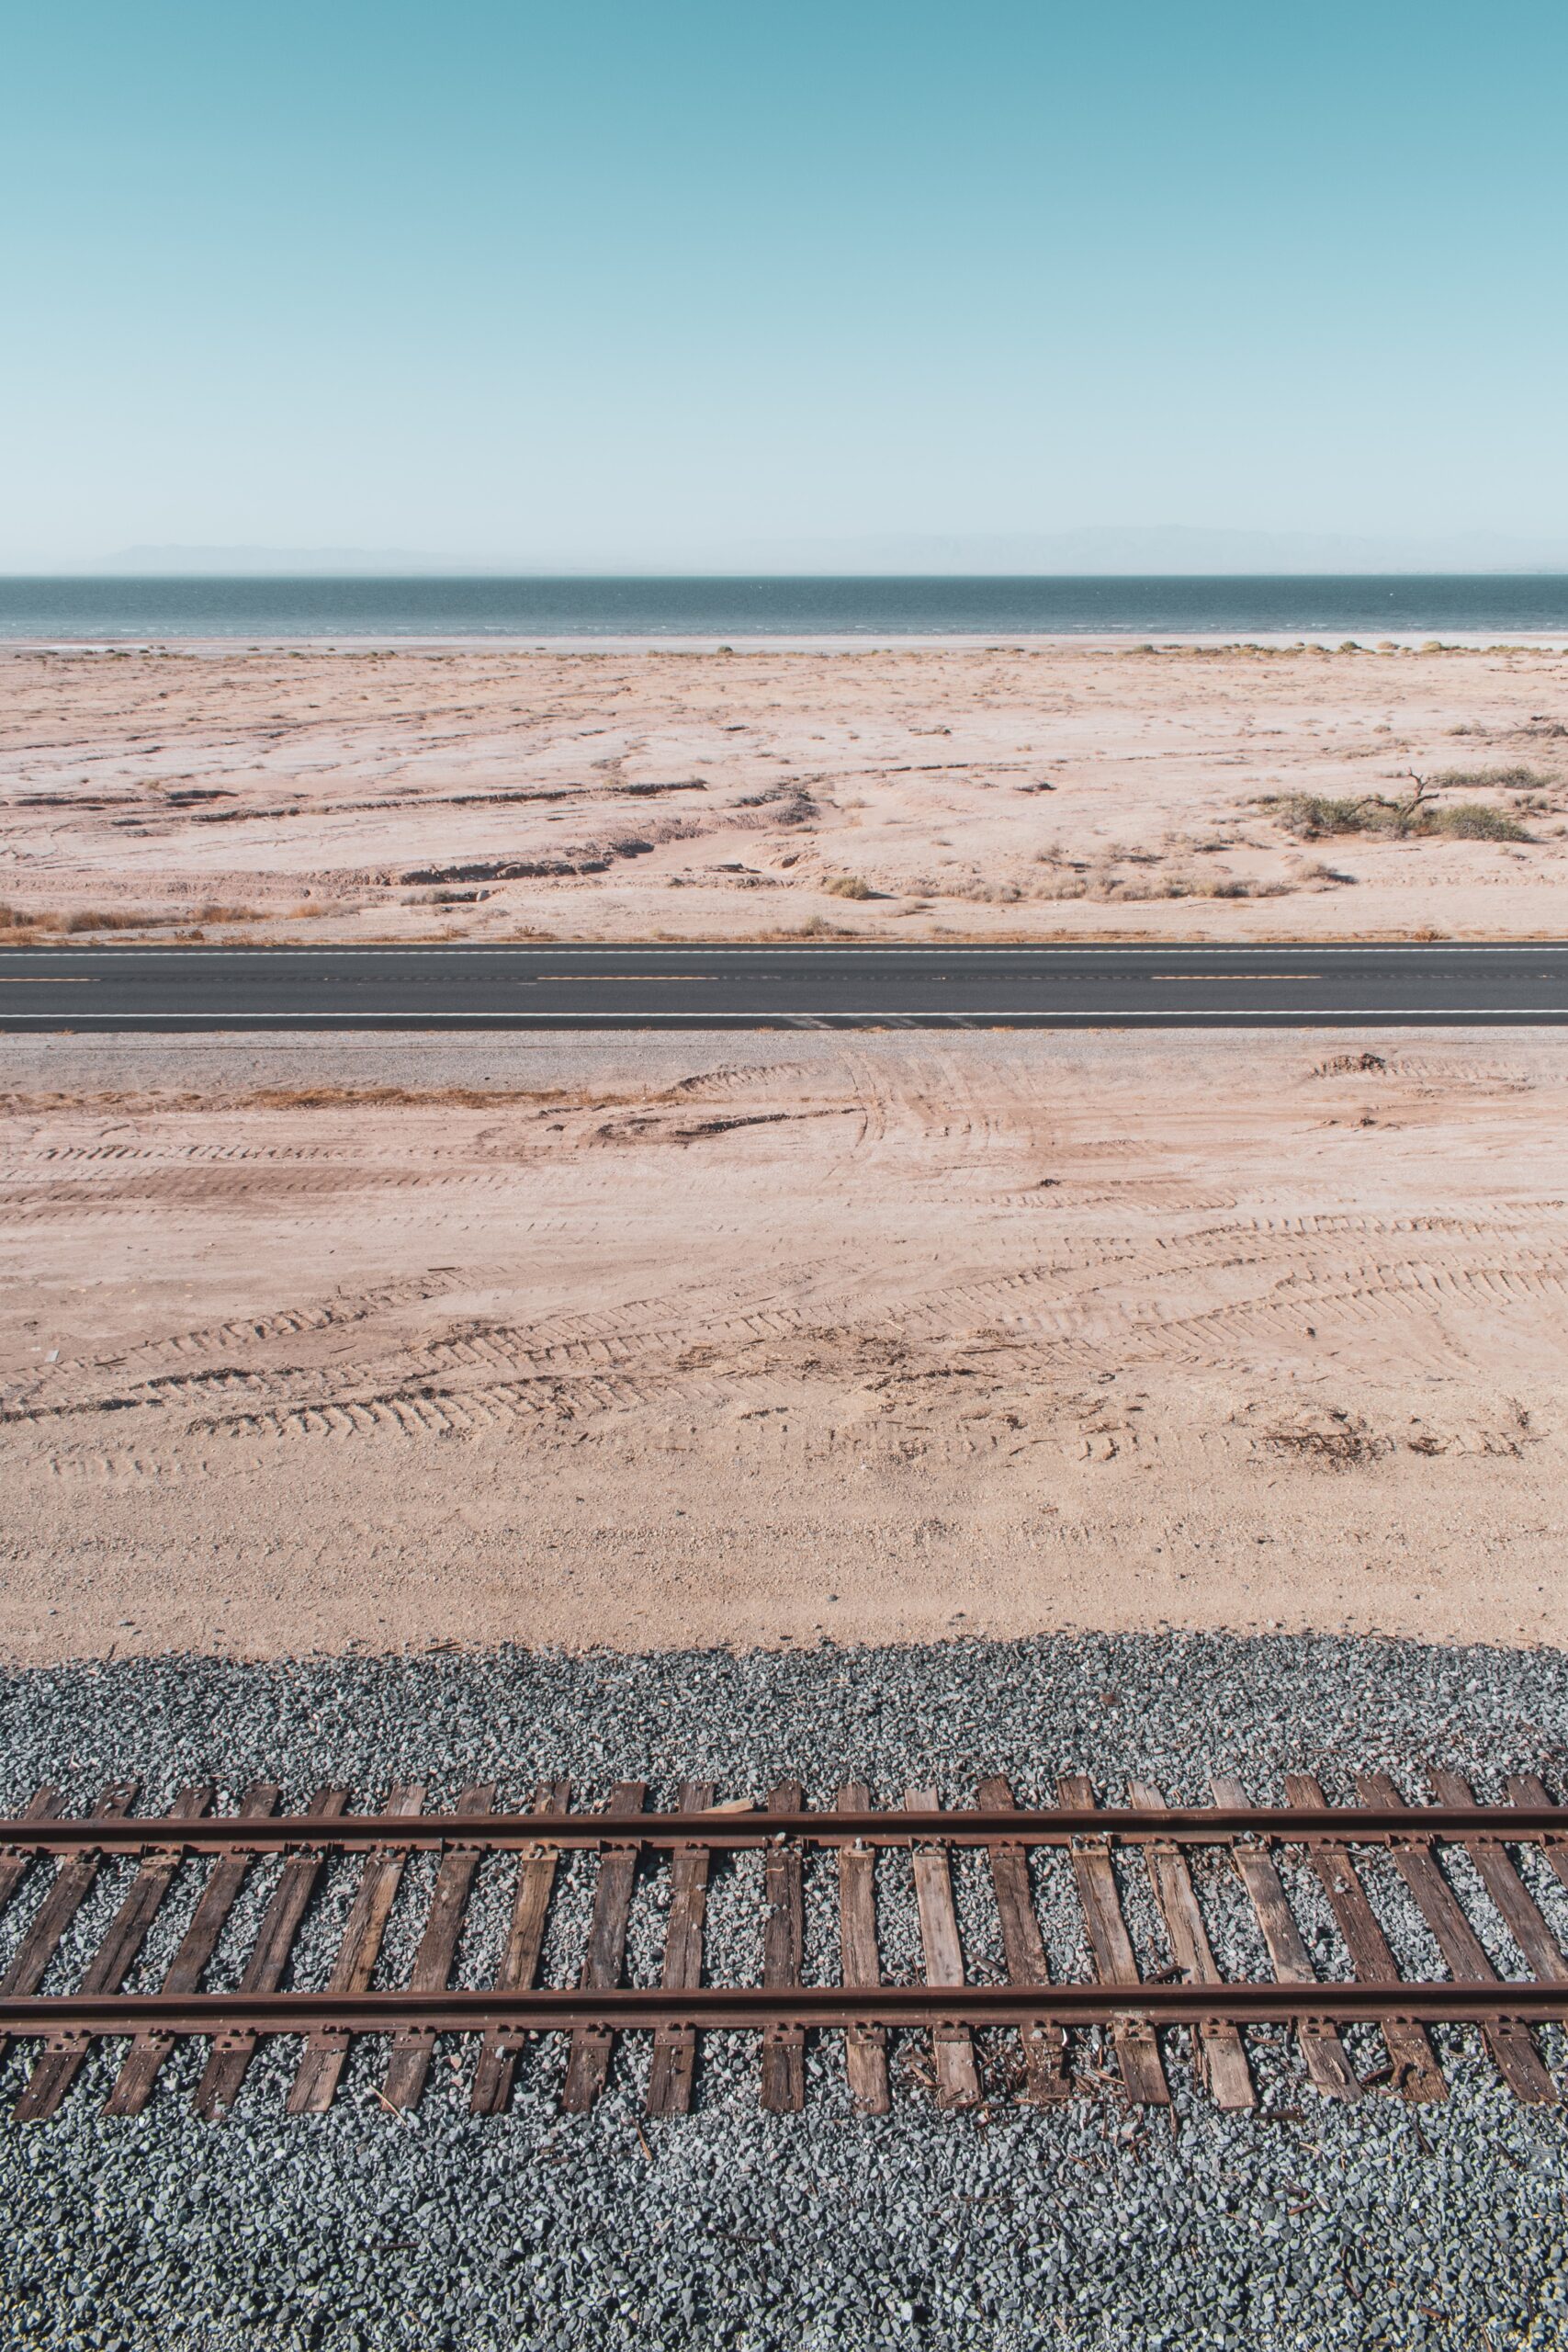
<box><xmin>2</xmin><ymin>573</ymin><xmax>1567</xmax><ymax>640</ymax></box>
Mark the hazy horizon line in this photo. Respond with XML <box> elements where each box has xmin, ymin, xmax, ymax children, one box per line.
<box><xmin>6</xmin><ymin>525</ymin><xmax>1568</xmax><ymax>580</ymax></box>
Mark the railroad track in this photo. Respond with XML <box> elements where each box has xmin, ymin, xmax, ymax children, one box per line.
<box><xmin>3</xmin><ymin>1772</ymin><xmax>1567</xmax><ymax>2120</ymax></box>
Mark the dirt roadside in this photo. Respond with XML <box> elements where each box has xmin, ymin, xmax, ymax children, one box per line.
<box><xmin>2</xmin><ymin>1029</ymin><xmax>1562</xmax><ymax>1663</ymax></box>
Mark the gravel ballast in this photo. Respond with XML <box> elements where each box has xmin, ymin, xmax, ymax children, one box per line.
<box><xmin>3</xmin><ymin>1627</ymin><xmax>1568</xmax><ymax>2350</ymax></box>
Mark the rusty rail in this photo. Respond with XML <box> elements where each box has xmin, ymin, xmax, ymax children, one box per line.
<box><xmin>6</xmin><ymin>1982</ymin><xmax>1568</xmax><ymax>2035</ymax></box>
<box><xmin>4</xmin><ymin>1804</ymin><xmax>1565</xmax><ymax>1853</ymax></box>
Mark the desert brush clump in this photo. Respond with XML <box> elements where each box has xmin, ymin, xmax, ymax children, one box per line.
<box><xmin>823</xmin><ymin>873</ymin><xmax>874</xmax><ymax>899</ymax></box>
<box><xmin>1263</xmin><ymin>777</ymin><xmax>1531</xmax><ymax>843</ymax></box>
<box><xmin>1419</xmin><ymin>804</ymin><xmax>1535</xmax><ymax>839</ymax></box>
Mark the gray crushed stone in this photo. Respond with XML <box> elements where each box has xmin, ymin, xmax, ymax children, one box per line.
<box><xmin>3</xmin><ymin>1627</ymin><xmax>1568</xmax><ymax>2350</ymax></box>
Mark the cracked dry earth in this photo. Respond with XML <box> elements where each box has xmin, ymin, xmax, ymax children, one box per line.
<box><xmin>1</xmin><ymin>1028</ymin><xmax>1565</xmax><ymax>1664</ymax></box>
<box><xmin>3</xmin><ymin>639</ymin><xmax>1568</xmax><ymax>942</ymax></box>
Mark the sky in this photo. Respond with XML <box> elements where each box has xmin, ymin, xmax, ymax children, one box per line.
<box><xmin>3</xmin><ymin>0</ymin><xmax>1566</xmax><ymax>568</ymax></box>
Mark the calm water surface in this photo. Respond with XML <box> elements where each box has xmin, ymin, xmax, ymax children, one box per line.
<box><xmin>3</xmin><ymin>574</ymin><xmax>1568</xmax><ymax>639</ymax></box>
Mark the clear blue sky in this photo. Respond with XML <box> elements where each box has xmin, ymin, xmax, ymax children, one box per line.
<box><xmin>3</xmin><ymin>0</ymin><xmax>1565</xmax><ymax>564</ymax></box>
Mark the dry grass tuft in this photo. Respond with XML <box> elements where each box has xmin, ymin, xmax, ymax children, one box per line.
<box><xmin>0</xmin><ymin>903</ymin><xmax>264</xmax><ymax>937</ymax></box>
<box><xmin>1433</xmin><ymin>764</ymin><xmax>1557</xmax><ymax>790</ymax></box>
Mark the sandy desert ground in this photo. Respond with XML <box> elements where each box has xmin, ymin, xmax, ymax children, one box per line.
<box><xmin>4</xmin><ymin>639</ymin><xmax>1568</xmax><ymax>944</ymax></box>
<box><xmin>2</xmin><ymin>1028</ymin><xmax>1563</xmax><ymax>1663</ymax></box>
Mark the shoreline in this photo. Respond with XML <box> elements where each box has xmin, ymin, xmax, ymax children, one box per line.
<box><xmin>8</xmin><ymin>629</ymin><xmax>1568</xmax><ymax>655</ymax></box>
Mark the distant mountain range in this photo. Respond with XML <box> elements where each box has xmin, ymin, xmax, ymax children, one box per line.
<box><xmin>101</xmin><ymin>545</ymin><xmax>468</xmax><ymax>574</ymax></box>
<box><xmin>705</xmin><ymin>527</ymin><xmax>1568</xmax><ymax>576</ymax></box>
<box><xmin>88</xmin><ymin>528</ymin><xmax>1568</xmax><ymax>577</ymax></box>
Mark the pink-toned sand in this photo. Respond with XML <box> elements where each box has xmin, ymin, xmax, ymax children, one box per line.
<box><xmin>2</xmin><ymin>1030</ymin><xmax>1563</xmax><ymax>1664</ymax></box>
<box><xmin>4</xmin><ymin>641</ymin><xmax>1566</xmax><ymax>944</ymax></box>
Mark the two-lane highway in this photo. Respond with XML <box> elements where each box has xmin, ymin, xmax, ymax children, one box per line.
<box><xmin>3</xmin><ymin>942</ymin><xmax>1568</xmax><ymax>1026</ymax></box>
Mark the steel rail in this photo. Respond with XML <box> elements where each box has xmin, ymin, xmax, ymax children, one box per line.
<box><xmin>6</xmin><ymin>1983</ymin><xmax>1568</xmax><ymax>2039</ymax></box>
<box><xmin>4</xmin><ymin>1804</ymin><xmax>1566</xmax><ymax>1856</ymax></box>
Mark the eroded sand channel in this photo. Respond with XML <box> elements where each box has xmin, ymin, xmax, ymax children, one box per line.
<box><xmin>2</xmin><ymin>1029</ymin><xmax>1563</xmax><ymax>1661</ymax></box>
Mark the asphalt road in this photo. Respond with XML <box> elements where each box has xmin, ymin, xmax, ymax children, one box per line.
<box><xmin>3</xmin><ymin>942</ymin><xmax>1567</xmax><ymax>1028</ymax></box>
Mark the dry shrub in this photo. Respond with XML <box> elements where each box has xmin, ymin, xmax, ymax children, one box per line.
<box><xmin>824</xmin><ymin>874</ymin><xmax>874</xmax><ymax>900</ymax></box>
<box><xmin>1265</xmin><ymin>791</ymin><xmax>1529</xmax><ymax>842</ymax></box>
<box><xmin>1424</xmin><ymin>804</ymin><xmax>1534</xmax><ymax>840</ymax></box>
<box><xmin>1266</xmin><ymin>794</ymin><xmax>1388</xmax><ymax>838</ymax></box>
